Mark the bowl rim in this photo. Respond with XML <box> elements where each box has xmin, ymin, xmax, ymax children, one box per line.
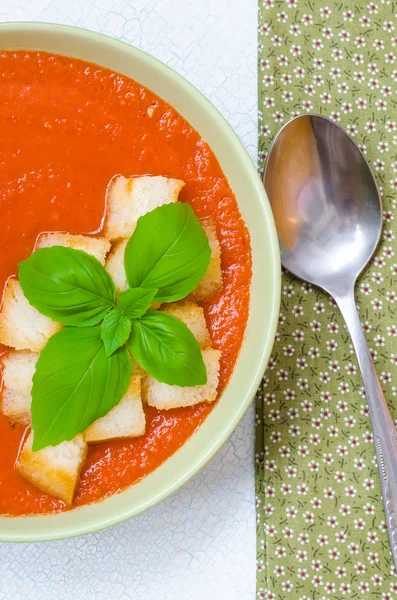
<box><xmin>0</xmin><ymin>21</ymin><xmax>281</xmax><ymax>542</ymax></box>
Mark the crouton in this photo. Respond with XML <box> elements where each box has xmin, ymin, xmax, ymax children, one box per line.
<box><xmin>16</xmin><ymin>431</ymin><xmax>87</xmax><ymax>505</ymax></box>
<box><xmin>143</xmin><ymin>348</ymin><xmax>221</xmax><ymax>409</ymax></box>
<box><xmin>0</xmin><ymin>279</ymin><xmax>61</xmax><ymax>352</ymax></box>
<box><xmin>162</xmin><ymin>301</ymin><xmax>210</xmax><ymax>348</ymax></box>
<box><xmin>36</xmin><ymin>233</ymin><xmax>111</xmax><ymax>265</ymax></box>
<box><xmin>84</xmin><ymin>376</ymin><xmax>145</xmax><ymax>443</ymax></box>
<box><xmin>132</xmin><ymin>361</ymin><xmax>147</xmax><ymax>379</ymax></box>
<box><xmin>1</xmin><ymin>350</ymin><xmax>38</xmax><ymax>425</ymax></box>
<box><xmin>104</xmin><ymin>175</ymin><xmax>185</xmax><ymax>240</ymax></box>
<box><xmin>190</xmin><ymin>221</ymin><xmax>222</xmax><ymax>301</ymax></box>
<box><xmin>105</xmin><ymin>240</ymin><xmax>128</xmax><ymax>293</ymax></box>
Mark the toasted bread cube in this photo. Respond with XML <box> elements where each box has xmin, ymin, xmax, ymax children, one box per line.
<box><xmin>104</xmin><ymin>175</ymin><xmax>185</xmax><ymax>240</ymax></box>
<box><xmin>132</xmin><ymin>361</ymin><xmax>147</xmax><ymax>379</ymax></box>
<box><xmin>36</xmin><ymin>233</ymin><xmax>111</xmax><ymax>265</ymax></box>
<box><xmin>1</xmin><ymin>350</ymin><xmax>38</xmax><ymax>396</ymax></box>
<box><xmin>16</xmin><ymin>431</ymin><xmax>87</xmax><ymax>505</ymax></box>
<box><xmin>1</xmin><ymin>350</ymin><xmax>38</xmax><ymax>425</ymax></box>
<box><xmin>190</xmin><ymin>221</ymin><xmax>222</xmax><ymax>301</ymax></box>
<box><xmin>162</xmin><ymin>301</ymin><xmax>210</xmax><ymax>348</ymax></box>
<box><xmin>1</xmin><ymin>389</ymin><xmax>32</xmax><ymax>427</ymax></box>
<box><xmin>105</xmin><ymin>240</ymin><xmax>128</xmax><ymax>293</ymax></box>
<box><xmin>84</xmin><ymin>376</ymin><xmax>145</xmax><ymax>442</ymax></box>
<box><xmin>0</xmin><ymin>279</ymin><xmax>61</xmax><ymax>352</ymax></box>
<box><xmin>143</xmin><ymin>348</ymin><xmax>220</xmax><ymax>409</ymax></box>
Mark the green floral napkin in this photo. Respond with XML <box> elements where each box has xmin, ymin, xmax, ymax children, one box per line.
<box><xmin>256</xmin><ymin>1</ymin><xmax>397</xmax><ymax>598</ymax></box>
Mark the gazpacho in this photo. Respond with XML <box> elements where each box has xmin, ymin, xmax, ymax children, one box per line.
<box><xmin>0</xmin><ymin>51</ymin><xmax>252</xmax><ymax>516</ymax></box>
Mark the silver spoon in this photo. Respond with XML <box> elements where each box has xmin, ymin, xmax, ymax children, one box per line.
<box><xmin>264</xmin><ymin>114</ymin><xmax>397</xmax><ymax>569</ymax></box>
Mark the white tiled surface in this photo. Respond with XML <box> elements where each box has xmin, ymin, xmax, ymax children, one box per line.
<box><xmin>0</xmin><ymin>2</ymin><xmax>257</xmax><ymax>599</ymax></box>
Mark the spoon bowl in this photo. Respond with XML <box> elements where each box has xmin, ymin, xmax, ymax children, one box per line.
<box><xmin>264</xmin><ymin>115</ymin><xmax>382</xmax><ymax>296</ymax></box>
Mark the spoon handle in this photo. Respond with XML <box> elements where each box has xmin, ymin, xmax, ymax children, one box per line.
<box><xmin>336</xmin><ymin>291</ymin><xmax>397</xmax><ymax>570</ymax></box>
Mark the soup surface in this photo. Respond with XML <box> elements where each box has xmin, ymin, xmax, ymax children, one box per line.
<box><xmin>0</xmin><ymin>51</ymin><xmax>252</xmax><ymax>515</ymax></box>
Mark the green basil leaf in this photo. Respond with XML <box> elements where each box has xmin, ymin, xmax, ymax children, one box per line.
<box><xmin>124</xmin><ymin>202</ymin><xmax>211</xmax><ymax>303</ymax></box>
<box><xmin>128</xmin><ymin>311</ymin><xmax>206</xmax><ymax>386</ymax></box>
<box><xmin>101</xmin><ymin>307</ymin><xmax>132</xmax><ymax>356</ymax></box>
<box><xmin>117</xmin><ymin>287</ymin><xmax>158</xmax><ymax>318</ymax></box>
<box><xmin>18</xmin><ymin>247</ymin><xmax>116</xmax><ymax>327</ymax></box>
<box><xmin>31</xmin><ymin>326</ymin><xmax>131</xmax><ymax>450</ymax></box>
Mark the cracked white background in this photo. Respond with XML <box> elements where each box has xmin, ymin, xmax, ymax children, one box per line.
<box><xmin>0</xmin><ymin>1</ymin><xmax>257</xmax><ymax>598</ymax></box>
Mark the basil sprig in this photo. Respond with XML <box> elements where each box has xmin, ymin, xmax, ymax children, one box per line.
<box><xmin>18</xmin><ymin>202</ymin><xmax>211</xmax><ymax>450</ymax></box>
<box><xmin>128</xmin><ymin>312</ymin><xmax>207</xmax><ymax>386</ymax></box>
<box><xmin>19</xmin><ymin>247</ymin><xmax>116</xmax><ymax>327</ymax></box>
<box><xmin>31</xmin><ymin>327</ymin><xmax>132</xmax><ymax>450</ymax></box>
<box><xmin>117</xmin><ymin>288</ymin><xmax>158</xmax><ymax>318</ymax></box>
<box><xmin>125</xmin><ymin>203</ymin><xmax>211</xmax><ymax>302</ymax></box>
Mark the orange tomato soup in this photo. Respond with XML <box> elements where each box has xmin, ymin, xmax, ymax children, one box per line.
<box><xmin>0</xmin><ymin>51</ymin><xmax>252</xmax><ymax>516</ymax></box>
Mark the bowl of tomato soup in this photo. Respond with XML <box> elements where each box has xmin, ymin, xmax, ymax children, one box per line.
<box><xmin>0</xmin><ymin>22</ymin><xmax>280</xmax><ymax>541</ymax></box>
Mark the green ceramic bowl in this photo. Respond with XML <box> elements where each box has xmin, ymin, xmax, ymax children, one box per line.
<box><xmin>0</xmin><ymin>22</ymin><xmax>280</xmax><ymax>542</ymax></box>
